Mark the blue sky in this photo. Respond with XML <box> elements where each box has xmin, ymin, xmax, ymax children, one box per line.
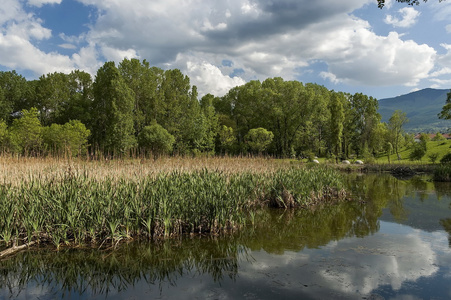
<box><xmin>0</xmin><ymin>0</ymin><xmax>450</xmax><ymax>99</ymax></box>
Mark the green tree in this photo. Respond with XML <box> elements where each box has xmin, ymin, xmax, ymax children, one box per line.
<box><xmin>245</xmin><ymin>127</ymin><xmax>274</xmax><ymax>154</ymax></box>
<box><xmin>57</xmin><ymin>70</ymin><xmax>93</xmax><ymax>125</ymax></box>
<box><xmin>92</xmin><ymin>61</ymin><xmax>136</xmax><ymax>155</ymax></box>
<box><xmin>348</xmin><ymin>93</ymin><xmax>381</xmax><ymax>157</ymax></box>
<box><xmin>199</xmin><ymin>94</ymin><xmax>219</xmax><ymax>153</ymax></box>
<box><xmin>0</xmin><ymin>88</ymin><xmax>4</xmax><ymax>121</ymax></box>
<box><xmin>409</xmin><ymin>141</ymin><xmax>427</xmax><ymax>161</ymax></box>
<box><xmin>63</xmin><ymin>120</ymin><xmax>90</xmax><ymax>156</ymax></box>
<box><xmin>388</xmin><ymin>110</ymin><xmax>409</xmax><ymax>160</ymax></box>
<box><xmin>385</xmin><ymin>142</ymin><xmax>393</xmax><ymax>164</ymax></box>
<box><xmin>432</xmin><ymin>132</ymin><xmax>446</xmax><ymax>142</ymax></box>
<box><xmin>218</xmin><ymin>125</ymin><xmax>236</xmax><ymax>154</ymax></box>
<box><xmin>34</xmin><ymin>72</ymin><xmax>70</xmax><ymax>126</ymax></box>
<box><xmin>372</xmin><ymin>122</ymin><xmax>389</xmax><ymax>157</ymax></box>
<box><xmin>438</xmin><ymin>90</ymin><xmax>451</xmax><ymax>120</ymax></box>
<box><xmin>138</xmin><ymin>122</ymin><xmax>175</xmax><ymax>157</ymax></box>
<box><xmin>156</xmin><ymin>69</ymin><xmax>200</xmax><ymax>154</ymax></box>
<box><xmin>119</xmin><ymin>58</ymin><xmax>163</xmax><ymax>133</ymax></box>
<box><xmin>9</xmin><ymin>108</ymin><xmax>43</xmax><ymax>155</ymax></box>
<box><xmin>42</xmin><ymin>123</ymin><xmax>63</xmax><ymax>155</ymax></box>
<box><xmin>419</xmin><ymin>133</ymin><xmax>430</xmax><ymax>144</ymax></box>
<box><xmin>216</xmin><ymin>78</ymin><xmax>323</xmax><ymax>157</ymax></box>
<box><xmin>43</xmin><ymin>120</ymin><xmax>90</xmax><ymax>157</ymax></box>
<box><xmin>428</xmin><ymin>152</ymin><xmax>439</xmax><ymax>163</ymax></box>
<box><xmin>0</xmin><ymin>70</ymin><xmax>28</xmax><ymax>122</ymax></box>
<box><xmin>0</xmin><ymin>119</ymin><xmax>8</xmax><ymax>152</ymax></box>
<box><xmin>303</xmin><ymin>83</ymin><xmax>330</xmax><ymax>157</ymax></box>
<box><xmin>329</xmin><ymin>92</ymin><xmax>345</xmax><ymax>161</ymax></box>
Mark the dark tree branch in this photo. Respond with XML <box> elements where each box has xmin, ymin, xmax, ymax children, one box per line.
<box><xmin>377</xmin><ymin>0</ymin><xmax>445</xmax><ymax>9</ymax></box>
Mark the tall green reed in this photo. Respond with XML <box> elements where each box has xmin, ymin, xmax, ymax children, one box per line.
<box><xmin>0</xmin><ymin>166</ymin><xmax>348</xmax><ymax>250</ymax></box>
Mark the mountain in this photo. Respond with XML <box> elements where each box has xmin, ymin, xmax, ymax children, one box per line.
<box><xmin>378</xmin><ymin>88</ymin><xmax>450</xmax><ymax>133</ymax></box>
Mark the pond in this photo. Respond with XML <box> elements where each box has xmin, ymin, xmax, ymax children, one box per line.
<box><xmin>1</xmin><ymin>173</ymin><xmax>451</xmax><ymax>299</ymax></box>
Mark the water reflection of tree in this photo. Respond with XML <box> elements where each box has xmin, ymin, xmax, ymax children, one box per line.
<box><xmin>243</xmin><ymin>202</ymin><xmax>380</xmax><ymax>254</ymax></box>
<box><xmin>0</xmin><ymin>200</ymin><xmax>383</xmax><ymax>298</ymax></box>
<box><xmin>346</xmin><ymin>174</ymin><xmax>408</xmax><ymax>222</ymax></box>
<box><xmin>440</xmin><ymin>219</ymin><xmax>451</xmax><ymax>247</ymax></box>
<box><xmin>438</xmin><ymin>182</ymin><xmax>451</xmax><ymax>248</ymax></box>
<box><xmin>346</xmin><ymin>174</ymin><xmax>441</xmax><ymax>223</ymax></box>
<box><xmin>0</xmin><ymin>237</ymin><xmax>242</xmax><ymax>298</ymax></box>
<box><xmin>434</xmin><ymin>181</ymin><xmax>451</xmax><ymax>200</ymax></box>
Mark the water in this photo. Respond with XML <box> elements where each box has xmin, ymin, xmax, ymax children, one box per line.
<box><xmin>1</xmin><ymin>173</ymin><xmax>451</xmax><ymax>299</ymax></box>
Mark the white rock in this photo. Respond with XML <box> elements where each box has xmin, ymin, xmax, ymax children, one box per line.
<box><xmin>312</xmin><ymin>159</ymin><xmax>319</xmax><ymax>164</ymax></box>
<box><xmin>355</xmin><ymin>160</ymin><xmax>364</xmax><ymax>165</ymax></box>
<box><xmin>342</xmin><ymin>160</ymin><xmax>351</xmax><ymax>165</ymax></box>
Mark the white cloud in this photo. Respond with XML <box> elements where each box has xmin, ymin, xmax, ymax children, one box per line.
<box><xmin>0</xmin><ymin>0</ymin><xmax>76</xmax><ymax>75</ymax></box>
<box><xmin>384</xmin><ymin>0</ymin><xmax>394</xmax><ymax>9</ymax></box>
<box><xmin>59</xmin><ymin>33</ymin><xmax>86</xmax><ymax>45</ymax></box>
<box><xmin>185</xmin><ymin>59</ymin><xmax>246</xmax><ymax>97</ymax></box>
<box><xmin>71</xmin><ymin>43</ymin><xmax>102</xmax><ymax>75</ymax></box>
<box><xmin>430</xmin><ymin>67</ymin><xmax>451</xmax><ymax>77</ymax></box>
<box><xmin>0</xmin><ymin>0</ymin><xmax>23</xmax><ymax>25</ymax></box>
<box><xmin>430</xmin><ymin>78</ymin><xmax>451</xmax><ymax>86</ymax></box>
<box><xmin>384</xmin><ymin>7</ymin><xmax>420</xmax><ymax>28</ymax></box>
<box><xmin>430</xmin><ymin>1</ymin><xmax>451</xmax><ymax>21</ymax></box>
<box><xmin>308</xmin><ymin>16</ymin><xmax>436</xmax><ymax>86</ymax></box>
<box><xmin>431</xmin><ymin>43</ymin><xmax>451</xmax><ymax>89</ymax></box>
<box><xmin>0</xmin><ymin>33</ymin><xmax>74</xmax><ymax>74</ymax></box>
<box><xmin>58</xmin><ymin>43</ymin><xmax>77</xmax><ymax>50</ymax></box>
<box><xmin>100</xmin><ymin>46</ymin><xmax>139</xmax><ymax>63</ymax></box>
<box><xmin>0</xmin><ymin>0</ymin><xmax>443</xmax><ymax>96</ymax></box>
<box><xmin>319</xmin><ymin>231</ymin><xmax>438</xmax><ymax>294</ymax></box>
<box><xmin>0</xmin><ymin>0</ymin><xmax>95</xmax><ymax>77</ymax></box>
<box><xmin>8</xmin><ymin>21</ymin><xmax>52</xmax><ymax>40</ymax></box>
<box><xmin>320</xmin><ymin>72</ymin><xmax>340</xmax><ymax>84</ymax></box>
<box><xmin>239</xmin><ymin>224</ymin><xmax>447</xmax><ymax>299</ymax></box>
<box><xmin>27</xmin><ymin>0</ymin><xmax>62</xmax><ymax>8</ymax></box>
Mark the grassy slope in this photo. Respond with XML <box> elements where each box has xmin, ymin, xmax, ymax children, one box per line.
<box><xmin>374</xmin><ymin>139</ymin><xmax>451</xmax><ymax>164</ymax></box>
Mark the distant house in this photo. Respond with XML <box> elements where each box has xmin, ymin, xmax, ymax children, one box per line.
<box><xmin>414</xmin><ymin>133</ymin><xmax>451</xmax><ymax>142</ymax></box>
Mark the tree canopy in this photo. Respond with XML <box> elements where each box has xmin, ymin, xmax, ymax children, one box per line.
<box><xmin>0</xmin><ymin>59</ymin><xmax>398</xmax><ymax>160</ymax></box>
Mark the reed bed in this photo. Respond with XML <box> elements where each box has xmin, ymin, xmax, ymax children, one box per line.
<box><xmin>0</xmin><ymin>157</ymin><xmax>348</xmax><ymax>251</ymax></box>
<box><xmin>0</xmin><ymin>156</ymin><xmax>292</xmax><ymax>186</ymax></box>
<box><xmin>433</xmin><ymin>164</ymin><xmax>451</xmax><ymax>182</ymax></box>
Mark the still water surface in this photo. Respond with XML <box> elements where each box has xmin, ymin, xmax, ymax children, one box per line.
<box><xmin>1</xmin><ymin>173</ymin><xmax>451</xmax><ymax>299</ymax></box>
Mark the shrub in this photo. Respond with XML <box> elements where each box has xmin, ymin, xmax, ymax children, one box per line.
<box><xmin>428</xmin><ymin>153</ymin><xmax>439</xmax><ymax>164</ymax></box>
<box><xmin>432</xmin><ymin>133</ymin><xmax>446</xmax><ymax>142</ymax></box>
<box><xmin>434</xmin><ymin>164</ymin><xmax>451</xmax><ymax>181</ymax></box>
<box><xmin>440</xmin><ymin>152</ymin><xmax>451</xmax><ymax>164</ymax></box>
<box><xmin>409</xmin><ymin>142</ymin><xmax>426</xmax><ymax>161</ymax></box>
<box><xmin>138</xmin><ymin>122</ymin><xmax>175</xmax><ymax>157</ymax></box>
<box><xmin>43</xmin><ymin>120</ymin><xmax>90</xmax><ymax>157</ymax></box>
<box><xmin>245</xmin><ymin>127</ymin><xmax>274</xmax><ymax>154</ymax></box>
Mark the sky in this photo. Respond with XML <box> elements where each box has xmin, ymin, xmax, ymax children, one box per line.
<box><xmin>0</xmin><ymin>0</ymin><xmax>451</xmax><ymax>100</ymax></box>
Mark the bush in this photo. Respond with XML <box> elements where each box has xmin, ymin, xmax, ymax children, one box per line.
<box><xmin>245</xmin><ymin>127</ymin><xmax>274</xmax><ymax>154</ymax></box>
<box><xmin>409</xmin><ymin>142</ymin><xmax>426</xmax><ymax>161</ymax></box>
<box><xmin>43</xmin><ymin>120</ymin><xmax>91</xmax><ymax>157</ymax></box>
<box><xmin>138</xmin><ymin>123</ymin><xmax>175</xmax><ymax>157</ymax></box>
<box><xmin>440</xmin><ymin>152</ymin><xmax>451</xmax><ymax>164</ymax></box>
<box><xmin>428</xmin><ymin>153</ymin><xmax>439</xmax><ymax>164</ymax></box>
<box><xmin>434</xmin><ymin>164</ymin><xmax>451</xmax><ymax>181</ymax></box>
<box><xmin>432</xmin><ymin>133</ymin><xmax>446</xmax><ymax>142</ymax></box>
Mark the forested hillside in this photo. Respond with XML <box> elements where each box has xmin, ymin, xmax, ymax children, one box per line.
<box><xmin>0</xmin><ymin>59</ymin><xmax>394</xmax><ymax>159</ymax></box>
<box><xmin>378</xmin><ymin>88</ymin><xmax>450</xmax><ymax>133</ymax></box>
